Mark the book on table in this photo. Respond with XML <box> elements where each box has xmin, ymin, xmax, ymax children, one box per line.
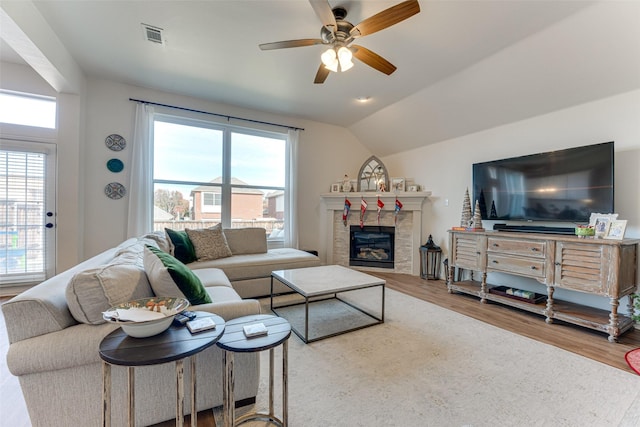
<box><xmin>186</xmin><ymin>317</ymin><xmax>216</xmax><ymax>334</ymax></box>
<box><xmin>243</xmin><ymin>323</ymin><xmax>268</xmax><ymax>338</ymax></box>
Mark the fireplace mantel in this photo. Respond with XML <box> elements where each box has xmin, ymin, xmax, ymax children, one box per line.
<box><xmin>320</xmin><ymin>192</ymin><xmax>431</xmax><ymax>211</ymax></box>
<box><xmin>319</xmin><ymin>192</ymin><xmax>431</xmax><ymax>276</ymax></box>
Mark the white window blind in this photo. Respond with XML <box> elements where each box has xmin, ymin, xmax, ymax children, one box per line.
<box><xmin>1</xmin><ymin>149</ymin><xmax>46</xmax><ymax>283</ymax></box>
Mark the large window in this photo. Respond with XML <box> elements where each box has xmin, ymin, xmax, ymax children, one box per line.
<box><xmin>152</xmin><ymin>115</ymin><xmax>287</xmax><ymax>242</ymax></box>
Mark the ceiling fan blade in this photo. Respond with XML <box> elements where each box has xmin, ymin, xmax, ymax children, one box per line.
<box><xmin>314</xmin><ymin>64</ymin><xmax>330</xmax><ymax>84</ymax></box>
<box><xmin>309</xmin><ymin>0</ymin><xmax>337</xmax><ymax>34</ymax></box>
<box><xmin>350</xmin><ymin>0</ymin><xmax>420</xmax><ymax>38</ymax></box>
<box><xmin>352</xmin><ymin>45</ymin><xmax>397</xmax><ymax>75</ymax></box>
<box><xmin>259</xmin><ymin>39</ymin><xmax>324</xmax><ymax>50</ymax></box>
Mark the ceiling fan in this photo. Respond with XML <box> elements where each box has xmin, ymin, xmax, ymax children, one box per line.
<box><xmin>259</xmin><ymin>0</ymin><xmax>420</xmax><ymax>84</ymax></box>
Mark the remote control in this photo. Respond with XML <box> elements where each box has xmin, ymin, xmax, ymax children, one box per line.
<box><xmin>173</xmin><ymin>314</ymin><xmax>190</xmax><ymax>326</ymax></box>
<box><xmin>182</xmin><ymin>311</ymin><xmax>197</xmax><ymax>320</ymax></box>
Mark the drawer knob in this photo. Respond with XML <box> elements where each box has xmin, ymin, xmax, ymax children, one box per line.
<box><xmin>492</xmin><ymin>260</ymin><xmax>498</xmax><ymax>264</ymax></box>
<box><xmin>531</xmin><ymin>266</ymin><xmax>537</xmax><ymax>270</ymax></box>
<box><xmin>492</xmin><ymin>243</ymin><xmax>499</xmax><ymax>247</ymax></box>
<box><xmin>531</xmin><ymin>247</ymin><xmax>538</xmax><ymax>252</ymax></box>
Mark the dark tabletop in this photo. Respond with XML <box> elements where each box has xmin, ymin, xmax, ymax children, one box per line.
<box><xmin>99</xmin><ymin>312</ymin><xmax>225</xmax><ymax>366</ymax></box>
<box><xmin>216</xmin><ymin>314</ymin><xmax>291</xmax><ymax>353</ymax></box>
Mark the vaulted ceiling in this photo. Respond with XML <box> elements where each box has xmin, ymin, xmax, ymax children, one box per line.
<box><xmin>2</xmin><ymin>1</ymin><xmax>639</xmax><ymax>156</ymax></box>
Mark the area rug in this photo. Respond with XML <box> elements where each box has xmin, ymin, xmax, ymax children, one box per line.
<box><xmin>222</xmin><ymin>289</ymin><xmax>640</xmax><ymax>426</ymax></box>
<box><xmin>271</xmin><ymin>288</ymin><xmax>383</xmax><ymax>341</ymax></box>
<box><xmin>625</xmin><ymin>348</ymin><xmax>640</xmax><ymax>375</ymax></box>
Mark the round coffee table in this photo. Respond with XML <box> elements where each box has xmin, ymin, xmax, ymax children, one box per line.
<box><xmin>216</xmin><ymin>314</ymin><xmax>291</xmax><ymax>427</ymax></box>
<box><xmin>99</xmin><ymin>311</ymin><xmax>225</xmax><ymax>427</ymax></box>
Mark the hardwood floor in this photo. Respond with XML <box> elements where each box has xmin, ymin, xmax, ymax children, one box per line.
<box><xmin>2</xmin><ymin>275</ymin><xmax>639</xmax><ymax>426</ymax></box>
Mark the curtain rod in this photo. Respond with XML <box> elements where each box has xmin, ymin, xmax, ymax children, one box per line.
<box><xmin>129</xmin><ymin>98</ymin><xmax>304</xmax><ymax>131</ymax></box>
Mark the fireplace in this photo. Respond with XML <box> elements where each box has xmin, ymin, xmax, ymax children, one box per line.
<box><xmin>321</xmin><ymin>192</ymin><xmax>430</xmax><ymax>275</ymax></box>
<box><xmin>349</xmin><ymin>226</ymin><xmax>395</xmax><ymax>269</ymax></box>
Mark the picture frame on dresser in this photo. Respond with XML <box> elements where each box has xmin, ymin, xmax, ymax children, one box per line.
<box><xmin>589</xmin><ymin>213</ymin><xmax>618</xmax><ymax>238</ymax></box>
<box><xmin>605</xmin><ymin>220</ymin><xmax>627</xmax><ymax>240</ymax></box>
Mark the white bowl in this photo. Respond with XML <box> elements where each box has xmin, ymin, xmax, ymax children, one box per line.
<box><xmin>103</xmin><ymin>297</ymin><xmax>190</xmax><ymax>338</ymax></box>
<box><xmin>120</xmin><ymin>316</ymin><xmax>175</xmax><ymax>338</ymax></box>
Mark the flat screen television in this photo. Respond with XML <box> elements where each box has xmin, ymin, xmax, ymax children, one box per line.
<box><xmin>472</xmin><ymin>142</ymin><xmax>614</xmax><ymax>223</ymax></box>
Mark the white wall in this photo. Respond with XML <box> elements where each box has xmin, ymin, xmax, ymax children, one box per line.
<box><xmin>382</xmin><ymin>89</ymin><xmax>640</xmax><ymax>311</ymax></box>
<box><xmin>82</xmin><ymin>77</ymin><xmax>371</xmax><ymax>258</ymax></box>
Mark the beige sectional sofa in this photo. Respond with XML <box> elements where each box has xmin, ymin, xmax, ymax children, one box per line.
<box><xmin>2</xmin><ymin>227</ymin><xmax>320</xmax><ymax>426</ymax></box>
<box><xmin>190</xmin><ymin>227</ymin><xmax>321</xmax><ymax>298</ymax></box>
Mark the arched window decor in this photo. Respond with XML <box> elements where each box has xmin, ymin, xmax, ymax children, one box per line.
<box><xmin>357</xmin><ymin>156</ymin><xmax>389</xmax><ymax>192</ymax></box>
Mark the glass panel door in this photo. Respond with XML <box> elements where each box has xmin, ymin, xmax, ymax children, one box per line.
<box><xmin>0</xmin><ymin>139</ymin><xmax>56</xmax><ymax>285</ymax></box>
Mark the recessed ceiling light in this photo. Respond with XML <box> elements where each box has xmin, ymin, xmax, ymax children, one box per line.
<box><xmin>356</xmin><ymin>96</ymin><xmax>371</xmax><ymax>103</ymax></box>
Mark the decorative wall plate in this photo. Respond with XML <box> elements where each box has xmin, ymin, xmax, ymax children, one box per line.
<box><xmin>105</xmin><ymin>134</ymin><xmax>126</xmax><ymax>151</ymax></box>
<box><xmin>104</xmin><ymin>182</ymin><xmax>126</xmax><ymax>199</ymax></box>
<box><xmin>106</xmin><ymin>158</ymin><xmax>124</xmax><ymax>173</ymax></box>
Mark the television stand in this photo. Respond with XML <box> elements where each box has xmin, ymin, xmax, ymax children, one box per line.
<box><xmin>447</xmin><ymin>230</ymin><xmax>639</xmax><ymax>342</ymax></box>
<box><xmin>493</xmin><ymin>224</ymin><xmax>575</xmax><ymax>235</ymax></box>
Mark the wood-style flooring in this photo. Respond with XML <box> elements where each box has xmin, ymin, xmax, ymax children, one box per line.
<box><xmin>2</xmin><ymin>273</ymin><xmax>639</xmax><ymax>426</ymax></box>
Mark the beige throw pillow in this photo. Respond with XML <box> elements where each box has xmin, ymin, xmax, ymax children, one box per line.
<box><xmin>66</xmin><ymin>257</ymin><xmax>153</xmax><ymax>324</ymax></box>
<box><xmin>185</xmin><ymin>224</ymin><xmax>232</xmax><ymax>261</ymax></box>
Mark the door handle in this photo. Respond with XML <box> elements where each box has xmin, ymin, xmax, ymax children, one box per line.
<box><xmin>46</xmin><ymin>212</ymin><xmax>55</xmax><ymax>228</ymax></box>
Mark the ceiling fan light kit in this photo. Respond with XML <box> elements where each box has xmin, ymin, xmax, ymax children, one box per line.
<box><xmin>259</xmin><ymin>0</ymin><xmax>420</xmax><ymax>84</ymax></box>
<box><xmin>321</xmin><ymin>46</ymin><xmax>353</xmax><ymax>72</ymax></box>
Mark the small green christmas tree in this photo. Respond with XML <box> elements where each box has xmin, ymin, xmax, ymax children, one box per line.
<box><xmin>460</xmin><ymin>188</ymin><xmax>472</xmax><ymax>227</ymax></box>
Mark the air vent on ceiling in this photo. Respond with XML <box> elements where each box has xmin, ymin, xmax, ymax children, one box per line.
<box><xmin>142</xmin><ymin>24</ymin><xmax>164</xmax><ymax>45</ymax></box>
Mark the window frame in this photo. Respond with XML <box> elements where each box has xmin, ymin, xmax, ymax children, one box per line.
<box><xmin>152</xmin><ymin>113</ymin><xmax>288</xmax><ymax>239</ymax></box>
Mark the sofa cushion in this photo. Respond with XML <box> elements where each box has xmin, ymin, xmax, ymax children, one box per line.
<box><xmin>185</xmin><ymin>224</ymin><xmax>232</xmax><ymax>261</ymax></box>
<box><xmin>140</xmin><ymin>231</ymin><xmax>172</xmax><ymax>253</ymax></box>
<box><xmin>143</xmin><ymin>246</ymin><xmax>212</xmax><ymax>305</ymax></box>
<box><xmin>165</xmin><ymin>228</ymin><xmax>197</xmax><ymax>264</ymax></box>
<box><xmin>188</xmin><ymin>248</ymin><xmax>321</xmax><ymax>281</ymax></box>
<box><xmin>191</xmin><ymin>268</ymin><xmax>233</xmax><ymax>288</ymax></box>
<box><xmin>224</xmin><ymin>228</ymin><xmax>268</xmax><ymax>255</ymax></box>
<box><xmin>66</xmin><ymin>257</ymin><xmax>154</xmax><ymax>325</ymax></box>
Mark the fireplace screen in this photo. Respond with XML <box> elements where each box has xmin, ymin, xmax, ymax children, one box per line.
<box><xmin>349</xmin><ymin>226</ymin><xmax>395</xmax><ymax>269</ymax></box>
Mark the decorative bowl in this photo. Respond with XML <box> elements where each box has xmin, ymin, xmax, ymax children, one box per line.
<box><xmin>575</xmin><ymin>226</ymin><xmax>595</xmax><ymax>238</ymax></box>
<box><xmin>103</xmin><ymin>297</ymin><xmax>189</xmax><ymax>338</ymax></box>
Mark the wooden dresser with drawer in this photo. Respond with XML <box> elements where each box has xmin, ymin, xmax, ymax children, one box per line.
<box><xmin>448</xmin><ymin>230</ymin><xmax>639</xmax><ymax>342</ymax></box>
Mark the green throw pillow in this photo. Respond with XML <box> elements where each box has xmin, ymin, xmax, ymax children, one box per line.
<box><xmin>165</xmin><ymin>228</ymin><xmax>197</xmax><ymax>264</ymax></box>
<box><xmin>143</xmin><ymin>245</ymin><xmax>212</xmax><ymax>305</ymax></box>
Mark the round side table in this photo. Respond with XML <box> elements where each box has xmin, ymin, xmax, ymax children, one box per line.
<box><xmin>99</xmin><ymin>311</ymin><xmax>225</xmax><ymax>427</ymax></box>
<box><xmin>216</xmin><ymin>314</ymin><xmax>291</xmax><ymax>427</ymax></box>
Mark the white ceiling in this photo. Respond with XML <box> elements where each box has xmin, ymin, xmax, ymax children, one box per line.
<box><xmin>2</xmin><ymin>1</ymin><xmax>639</xmax><ymax>156</ymax></box>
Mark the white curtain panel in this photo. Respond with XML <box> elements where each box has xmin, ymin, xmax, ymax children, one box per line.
<box><xmin>127</xmin><ymin>103</ymin><xmax>154</xmax><ymax>237</ymax></box>
<box><xmin>284</xmin><ymin>129</ymin><xmax>299</xmax><ymax>248</ymax></box>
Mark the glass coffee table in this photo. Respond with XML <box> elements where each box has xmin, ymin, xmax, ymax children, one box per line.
<box><xmin>270</xmin><ymin>265</ymin><xmax>385</xmax><ymax>343</ymax></box>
